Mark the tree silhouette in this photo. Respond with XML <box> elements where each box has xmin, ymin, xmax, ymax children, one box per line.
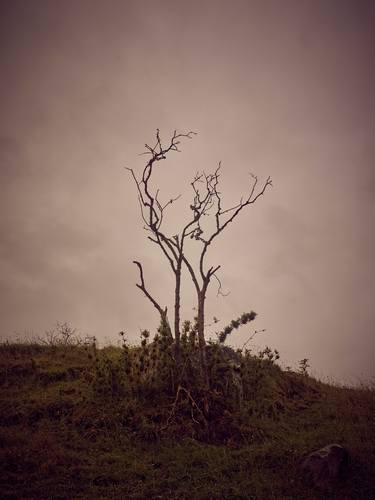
<box><xmin>127</xmin><ymin>130</ymin><xmax>272</xmax><ymax>389</ymax></box>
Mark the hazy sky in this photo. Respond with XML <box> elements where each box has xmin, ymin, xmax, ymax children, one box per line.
<box><xmin>1</xmin><ymin>0</ymin><xmax>374</xmax><ymax>382</ymax></box>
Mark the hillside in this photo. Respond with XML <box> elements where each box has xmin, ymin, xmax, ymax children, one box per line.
<box><xmin>0</xmin><ymin>339</ymin><xmax>374</xmax><ymax>499</ymax></box>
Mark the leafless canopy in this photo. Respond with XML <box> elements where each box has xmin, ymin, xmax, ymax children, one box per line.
<box><xmin>127</xmin><ymin>129</ymin><xmax>272</xmax><ymax>376</ymax></box>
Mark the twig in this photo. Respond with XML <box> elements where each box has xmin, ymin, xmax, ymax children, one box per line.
<box><xmin>242</xmin><ymin>329</ymin><xmax>266</xmax><ymax>351</ymax></box>
<box><xmin>163</xmin><ymin>384</ymin><xmax>207</xmax><ymax>429</ymax></box>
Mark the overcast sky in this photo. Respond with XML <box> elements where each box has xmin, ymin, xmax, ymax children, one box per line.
<box><xmin>1</xmin><ymin>0</ymin><xmax>374</xmax><ymax>382</ymax></box>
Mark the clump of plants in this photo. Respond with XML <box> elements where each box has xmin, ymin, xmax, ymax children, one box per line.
<box><xmin>88</xmin><ymin>312</ymin><xmax>303</xmax><ymax>444</ymax></box>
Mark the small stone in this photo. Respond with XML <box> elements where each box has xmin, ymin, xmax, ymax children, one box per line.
<box><xmin>301</xmin><ymin>443</ymin><xmax>349</xmax><ymax>489</ymax></box>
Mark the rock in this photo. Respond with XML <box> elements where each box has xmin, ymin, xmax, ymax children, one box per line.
<box><xmin>301</xmin><ymin>444</ymin><xmax>349</xmax><ymax>489</ymax></box>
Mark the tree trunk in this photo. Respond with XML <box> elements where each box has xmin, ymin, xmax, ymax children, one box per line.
<box><xmin>197</xmin><ymin>287</ymin><xmax>209</xmax><ymax>391</ymax></box>
<box><xmin>174</xmin><ymin>260</ymin><xmax>182</xmax><ymax>365</ymax></box>
<box><xmin>160</xmin><ymin>309</ymin><xmax>173</xmax><ymax>340</ymax></box>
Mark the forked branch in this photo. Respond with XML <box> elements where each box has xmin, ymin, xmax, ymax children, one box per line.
<box><xmin>133</xmin><ymin>260</ymin><xmax>168</xmax><ymax>321</ymax></box>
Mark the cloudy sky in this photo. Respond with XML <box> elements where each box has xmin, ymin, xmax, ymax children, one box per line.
<box><xmin>1</xmin><ymin>0</ymin><xmax>374</xmax><ymax>381</ymax></box>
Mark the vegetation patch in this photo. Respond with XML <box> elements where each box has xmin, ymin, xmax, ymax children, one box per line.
<box><xmin>0</xmin><ymin>331</ymin><xmax>374</xmax><ymax>499</ymax></box>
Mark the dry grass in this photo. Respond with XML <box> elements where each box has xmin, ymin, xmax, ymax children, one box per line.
<box><xmin>0</xmin><ymin>340</ymin><xmax>374</xmax><ymax>499</ymax></box>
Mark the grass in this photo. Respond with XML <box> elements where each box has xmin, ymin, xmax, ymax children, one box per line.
<box><xmin>0</xmin><ymin>340</ymin><xmax>374</xmax><ymax>499</ymax></box>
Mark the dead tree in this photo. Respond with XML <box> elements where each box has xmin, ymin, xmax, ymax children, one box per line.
<box><xmin>127</xmin><ymin>130</ymin><xmax>272</xmax><ymax>386</ymax></box>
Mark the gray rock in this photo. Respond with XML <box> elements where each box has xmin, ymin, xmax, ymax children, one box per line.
<box><xmin>301</xmin><ymin>444</ymin><xmax>349</xmax><ymax>489</ymax></box>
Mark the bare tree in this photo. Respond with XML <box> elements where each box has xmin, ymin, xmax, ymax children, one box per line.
<box><xmin>127</xmin><ymin>130</ymin><xmax>272</xmax><ymax>388</ymax></box>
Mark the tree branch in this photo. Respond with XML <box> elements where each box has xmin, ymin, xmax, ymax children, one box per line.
<box><xmin>198</xmin><ymin>173</ymin><xmax>272</xmax><ymax>280</ymax></box>
<box><xmin>212</xmin><ymin>272</ymin><xmax>230</xmax><ymax>297</ymax></box>
<box><xmin>133</xmin><ymin>260</ymin><xmax>168</xmax><ymax>320</ymax></box>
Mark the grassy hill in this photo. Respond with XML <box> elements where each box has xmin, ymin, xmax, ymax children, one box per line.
<box><xmin>0</xmin><ymin>337</ymin><xmax>374</xmax><ymax>499</ymax></box>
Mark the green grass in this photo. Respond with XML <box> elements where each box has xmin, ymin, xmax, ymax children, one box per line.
<box><xmin>0</xmin><ymin>342</ymin><xmax>374</xmax><ymax>499</ymax></box>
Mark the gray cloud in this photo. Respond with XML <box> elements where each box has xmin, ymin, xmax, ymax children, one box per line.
<box><xmin>0</xmin><ymin>0</ymin><xmax>374</xmax><ymax>380</ymax></box>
